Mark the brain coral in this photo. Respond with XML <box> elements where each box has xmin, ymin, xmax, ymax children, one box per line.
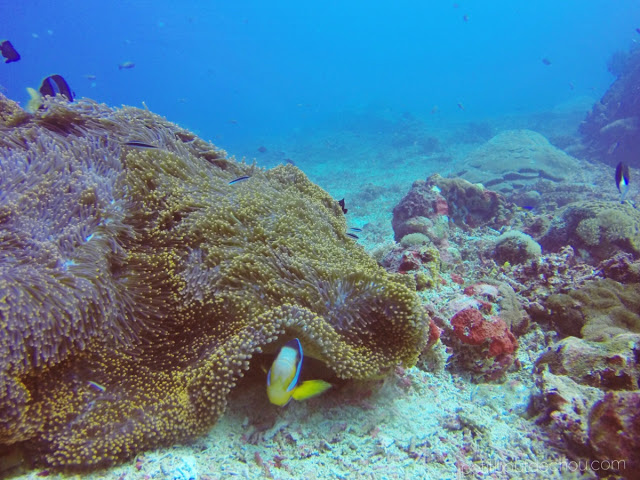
<box><xmin>0</xmin><ymin>94</ymin><xmax>429</xmax><ymax>468</ymax></box>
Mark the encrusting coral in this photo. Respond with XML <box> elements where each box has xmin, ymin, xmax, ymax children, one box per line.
<box><xmin>0</xmin><ymin>94</ymin><xmax>430</xmax><ymax>469</ymax></box>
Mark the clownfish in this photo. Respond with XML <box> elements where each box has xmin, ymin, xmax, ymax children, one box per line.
<box><xmin>267</xmin><ymin>338</ymin><xmax>331</xmax><ymax>406</ymax></box>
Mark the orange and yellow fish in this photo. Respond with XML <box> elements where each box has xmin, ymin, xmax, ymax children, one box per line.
<box><xmin>267</xmin><ymin>338</ymin><xmax>331</xmax><ymax>406</ymax></box>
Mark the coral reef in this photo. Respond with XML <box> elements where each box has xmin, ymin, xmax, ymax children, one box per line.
<box><xmin>539</xmin><ymin>200</ymin><xmax>640</xmax><ymax>263</ymax></box>
<box><xmin>0</xmin><ymin>94</ymin><xmax>430</xmax><ymax>469</ymax></box>
<box><xmin>579</xmin><ymin>45</ymin><xmax>640</xmax><ymax>168</ymax></box>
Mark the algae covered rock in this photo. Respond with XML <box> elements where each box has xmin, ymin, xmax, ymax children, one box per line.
<box><xmin>493</xmin><ymin>230</ymin><xmax>542</xmax><ymax>265</ymax></box>
<box><xmin>534</xmin><ymin>334</ymin><xmax>640</xmax><ymax>469</ymax></box>
<box><xmin>535</xmin><ymin>334</ymin><xmax>640</xmax><ymax>391</ymax></box>
<box><xmin>392</xmin><ymin>174</ymin><xmax>516</xmax><ymax>242</ymax></box>
<box><xmin>0</xmin><ymin>94</ymin><xmax>430</xmax><ymax>469</ymax></box>
<box><xmin>589</xmin><ymin>391</ymin><xmax>640</xmax><ymax>479</ymax></box>
<box><xmin>540</xmin><ymin>200</ymin><xmax>640</xmax><ymax>262</ymax></box>
<box><xmin>458</xmin><ymin>130</ymin><xmax>590</xmax><ymax>195</ymax></box>
<box><xmin>541</xmin><ymin>279</ymin><xmax>640</xmax><ymax>341</ymax></box>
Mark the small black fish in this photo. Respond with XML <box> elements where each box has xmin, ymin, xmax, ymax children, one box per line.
<box><xmin>284</xmin><ymin>158</ymin><xmax>295</xmax><ymax>166</ymax></box>
<box><xmin>257</xmin><ymin>146</ymin><xmax>267</xmax><ymax>153</ymax></box>
<box><xmin>615</xmin><ymin>162</ymin><xmax>630</xmax><ymax>203</ymax></box>
<box><xmin>346</xmin><ymin>232</ymin><xmax>359</xmax><ymax>240</ymax></box>
<box><xmin>123</xmin><ymin>141</ymin><xmax>158</xmax><ymax>149</ymax></box>
<box><xmin>542</xmin><ymin>57</ymin><xmax>551</xmax><ymax>66</ymax></box>
<box><xmin>338</xmin><ymin>198</ymin><xmax>347</xmax><ymax>215</ymax></box>
<box><xmin>229</xmin><ymin>175</ymin><xmax>250</xmax><ymax>185</ymax></box>
<box><xmin>348</xmin><ymin>227</ymin><xmax>363</xmax><ymax>232</ymax></box>
<box><xmin>39</xmin><ymin>74</ymin><xmax>74</xmax><ymax>102</ymax></box>
<box><xmin>0</xmin><ymin>40</ymin><xmax>20</xmax><ymax>63</ymax></box>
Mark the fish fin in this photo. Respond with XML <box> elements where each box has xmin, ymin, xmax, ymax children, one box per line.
<box><xmin>286</xmin><ymin>338</ymin><xmax>304</xmax><ymax>392</ymax></box>
<box><xmin>291</xmin><ymin>380</ymin><xmax>331</xmax><ymax>401</ymax></box>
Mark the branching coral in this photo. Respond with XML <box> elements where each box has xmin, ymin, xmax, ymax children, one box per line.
<box><xmin>0</xmin><ymin>94</ymin><xmax>429</xmax><ymax>468</ymax></box>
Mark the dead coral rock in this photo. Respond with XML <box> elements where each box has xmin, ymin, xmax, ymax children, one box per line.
<box><xmin>541</xmin><ymin>279</ymin><xmax>640</xmax><ymax>341</ymax></box>
<box><xmin>535</xmin><ymin>334</ymin><xmax>640</xmax><ymax>392</ymax></box>
<box><xmin>533</xmin><ymin>334</ymin><xmax>640</xmax><ymax>468</ymax></box>
<box><xmin>392</xmin><ymin>174</ymin><xmax>516</xmax><ymax>243</ymax></box>
<box><xmin>539</xmin><ymin>200</ymin><xmax>640</xmax><ymax>263</ymax></box>
<box><xmin>598</xmin><ymin>252</ymin><xmax>640</xmax><ymax>283</ymax></box>
<box><xmin>379</xmin><ymin>242</ymin><xmax>441</xmax><ymax>288</ymax></box>
<box><xmin>0</xmin><ymin>93</ymin><xmax>430</xmax><ymax>469</ymax></box>
<box><xmin>589</xmin><ymin>391</ymin><xmax>640</xmax><ymax>479</ymax></box>
<box><xmin>508</xmin><ymin>246</ymin><xmax>601</xmax><ymax>307</ymax></box>
<box><xmin>534</xmin><ymin>364</ymin><xmax>604</xmax><ymax>453</ymax></box>
<box><xmin>458</xmin><ymin>130</ymin><xmax>593</xmax><ymax>202</ymax></box>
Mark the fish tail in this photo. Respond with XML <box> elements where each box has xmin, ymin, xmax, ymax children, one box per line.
<box><xmin>291</xmin><ymin>380</ymin><xmax>331</xmax><ymax>401</ymax></box>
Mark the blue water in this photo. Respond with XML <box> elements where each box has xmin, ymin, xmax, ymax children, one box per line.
<box><xmin>1</xmin><ymin>0</ymin><xmax>639</xmax><ymax>157</ymax></box>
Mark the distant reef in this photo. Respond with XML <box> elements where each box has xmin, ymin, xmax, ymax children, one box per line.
<box><xmin>0</xmin><ymin>93</ymin><xmax>430</xmax><ymax>470</ymax></box>
<box><xmin>579</xmin><ymin>45</ymin><xmax>640</xmax><ymax>168</ymax></box>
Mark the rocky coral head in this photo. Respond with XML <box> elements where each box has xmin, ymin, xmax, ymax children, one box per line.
<box><xmin>540</xmin><ymin>201</ymin><xmax>640</xmax><ymax>263</ymax></box>
<box><xmin>392</xmin><ymin>174</ymin><xmax>517</xmax><ymax>243</ymax></box>
<box><xmin>0</xmin><ymin>93</ymin><xmax>430</xmax><ymax>469</ymax></box>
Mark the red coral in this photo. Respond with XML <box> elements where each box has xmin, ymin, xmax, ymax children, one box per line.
<box><xmin>450</xmin><ymin>308</ymin><xmax>517</xmax><ymax>357</ymax></box>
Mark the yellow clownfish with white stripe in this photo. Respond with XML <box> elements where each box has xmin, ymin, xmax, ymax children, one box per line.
<box><xmin>267</xmin><ymin>338</ymin><xmax>332</xmax><ymax>406</ymax></box>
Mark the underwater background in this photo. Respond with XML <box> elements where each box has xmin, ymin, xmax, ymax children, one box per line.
<box><xmin>2</xmin><ymin>0</ymin><xmax>638</xmax><ymax>158</ymax></box>
<box><xmin>2</xmin><ymin>1</ymin><xmax>640</xmax><ymax>480</ymax></box>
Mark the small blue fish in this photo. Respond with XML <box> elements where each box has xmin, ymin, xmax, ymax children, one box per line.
<box><xmin>346</xmin><ymin>232</ymin><xmax>359</xmax><ymax>240</ymax></box>
<box><xmin>267</xmin><ymin>338</ymin><xmax>331</xmax><ymax>406</ymax></box>
<box><xmin>349</xmin><ymin>227</ymin><xmax>363</xmax><ymax>232</ymax></box>
<box><xmin>229</xmin><ymin>175</ymin><xmax>250</xmax><ymax>185</ymax></box>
